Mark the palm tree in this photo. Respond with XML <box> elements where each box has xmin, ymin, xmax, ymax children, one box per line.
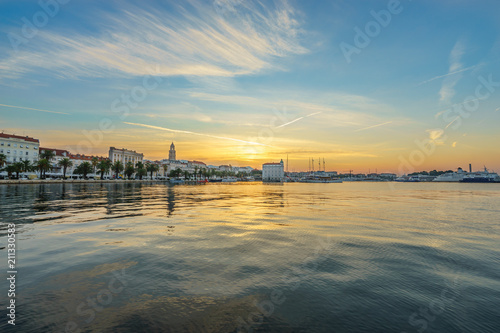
<box><xmin>137</xmin><ymin>168</ymin><xmax>147</xmax><ymax>180</ymax></box>
<box><xmin>13</xmin><ymin>162</ymin><xmax>24</xmax><ymax>179</ymax></box>
<box><xmin>0</xmin><ymin>153</ymin><xmax>7</xmax><ymax>167</ymax></box>
<box><xmin>112</xmin><ymin>160</ymin><xmax>124</xmax><ymax>179</ymax></box>
<box><xmin>37</xmin><ymin>159</ymin><xmax>50</xmax><ymax>179</ymax></box>
<box><xmin>124</xmin><ymin>162</ymin><xmax>135</xmax><ymax>180</ymax></box>
<box><xmin>135</xmin><ymin>162</ymin><xmax>146</xmax><ymax>180</ymax></box>
<box><xmin>91</xmin><ymin>157</ymin><xmax>99</xmax><ymax>175</ymax></box>
<box><xmin>40</xmin><ymin>149</ymin><xmax>55</xmax><ymax>161</ymax></box>
<box><xmin>73</xmin><ymin>161</ymin><xmax>93</xmax><ymax>179</ymax></box>
<box><xmin>58</xmin><ymin>158</ymin><xmax>73</xmax><ymax>179</ymax></box>
<box><xmin>147</xmin><ymin>163</ymin><xmax>159</xmax><ymax>179</ymax></box>
<box><xmin>194</xmin><ymin>167</ymin><xmax>199</xmax><ymax>180</ymax></box>
<box><xmin>21</xmin><ymin>160</ymin><xmax>33</xmax><ymax>174</ymax></box>
<box><xmin>5</xmin><ymin>164</ymin><xmax>16</xmax><ymax>179</ymax></box>
<box><xmin>97</xmin><ymin>160</ymin><xmax>112</xmax><ymax>179</ymax></box>
<box><xmin>184</xmin><ymin>170</ymin><xmax>190</xmax><ymax>180</ymax></box>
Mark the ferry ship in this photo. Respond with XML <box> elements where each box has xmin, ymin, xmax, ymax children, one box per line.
<box><xmin>432</xmin><ymin>167</ymin><xmax>468</xmax><ymax>182</ymax></box>
<box><xmin>460</xmin><ymin>167</ymin><xmax>500</xmax><ymax>183</ymax></box>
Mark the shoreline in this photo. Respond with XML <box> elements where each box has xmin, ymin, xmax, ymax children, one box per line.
<box><xmin>0</xmin><ymin>179</ymin><xmax>171</xmax><ymax>185</ymax></box>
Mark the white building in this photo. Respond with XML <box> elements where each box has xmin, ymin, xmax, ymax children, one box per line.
<box><xmin>0</xmin><ymin>133</ymin><xmax>40</xmax><ymax>164</ymax></box>
<box><xmin>39</xmin><ymin>147</ymin><xmax>71</xmax><ymax>175</ymax></box>
<box><xmin>234</xmin><ymin>166</ymin><xmax>254</xmax><ymax>174</ymax></box>
<box><xmin>109</xmin><ymin>147</ymin><xmax>144</xmax><ymax>165</ymax></box>
<box><xmin>262</xmin><ymin>160</ymin><xmax>284</xmax><ymax>182</ymax></box>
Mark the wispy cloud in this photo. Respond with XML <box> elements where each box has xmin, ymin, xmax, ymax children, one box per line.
<box><xmin>188</xmin><ymin>91</ymin><xmax>391</xmax><ymax>128</ymax></box>
<box><xmin>276</xmin><ymin>111</ymin><xmax>321</xmax><ymax>128</ymax></box>
<box><xmin>0</xmin><ymin>103</ymin><xmax>70</xmax><ymax>115</ymax></box>
<box><xmin>354</xmin><ymin>121</ymin><xmax>393</xmax><ymax>132</ymax></box>
<box><xmin>123</xmin><ymin>122</ymin><xmax>271</xmax><ymax>146</ymax></box>
<box><xmin>0</xmin><ymin>0</ymin><xmax>307</xmax><ymax>81</ymax></box>
<box><xmin>439</xmin><ymin>40</ymin><xmax>466</xmax><ymax>104</ymax></box>
<box><xmin>418</xmin><ymin>65</ymin><xmax>475</xmax><ymax>86</ymax></box>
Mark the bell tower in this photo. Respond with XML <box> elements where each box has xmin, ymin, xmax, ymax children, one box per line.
<box><xmin>169</xmin><ymin>142</ymin><xmax>176</xmax><ymax>161</ymax></box>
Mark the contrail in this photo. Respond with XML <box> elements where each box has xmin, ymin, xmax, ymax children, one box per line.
<box><xmin>445</xmin><ymin>116</ymin><xmax>460</xmax><ymax>129</ymax></box>
<box><xmin>0</xmin><ymin>103</ymin><xmax>70</xmax><ymax>115</ymax></box>
<box><xmin>275</xmin><ymin>112</ymin><xmax>322</xmax><ymax>128</ymax></box>
<box><xmin>355</xmin><ymin>121</ymin><xmax>392</xmax><ymax>132</ymax></box>
<box><xmin>124</xmin><ymin>122</ymin><xmax>270</xmax><ymax>146</ymax></box>
<box><xmin>417</xmin><ymin>66</ymin><xmax>475</xmax><ymax>86</ymax></box>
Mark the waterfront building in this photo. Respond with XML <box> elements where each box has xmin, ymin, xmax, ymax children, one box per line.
<box><xmin>169</xmin><ymin>142</ymin><xmax>176</xmax><ymax>161</ymax></box>
<box><xmin>39</xmin><ymin>147</ymin><xmax>71</xmax><ymax>175</ymax></box>
<box><xmin>262</xmin><ymin>160</ymin><xmax>284</xmax><ymax>182</ymax></box>
<box><xmin>219</xmin><ymin>165</ymin><xmax>232</xmax><ymax>172</ymax></box>
<box><xmin>0</xmin><ymin>133</ymin><xmax>40</xmax><ymax>164</ymax></box>
<box><xmin>234</xmin><ymin>166</ymin><xmax>254</xmax><ymax>174</ymax></box>
<box><xmin>189</xmin><ymin>160</ymin><xmax>207</xmax><ymax>170</ymax></box>
<box><xmin>109</xmin><ymin>147</ymin><xmax>144</xmax><ymax>165</ymax></box>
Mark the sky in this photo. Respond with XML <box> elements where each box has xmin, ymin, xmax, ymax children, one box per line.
<box><xmin>1</xmin><ymin>0</ymin><xmax>499</xmax><ymax>174</ymax></box>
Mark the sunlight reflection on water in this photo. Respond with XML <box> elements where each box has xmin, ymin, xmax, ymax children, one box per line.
<box><xmin>1</xmin><ymin>182</ymin><xmax>499</xmax><ymax>332</ymax></box>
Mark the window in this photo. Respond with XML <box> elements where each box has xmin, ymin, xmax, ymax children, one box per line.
<box><xmin>26</xmin><ymin>145</ymin><xmax>29</xmax><ymax>149</ymax></box>
<box><xmin>20</xmin><ymin>144</ymin><xmax>23</xmax><ymax>148</ymax></box>
<box><xmin>0</xmin><ymin>142</ymin><xmax>3</xmax><ymax>146</ymax></box>
<box><xmin>26</xmin><ymin>152</ymin><xmax>29</xmax><ymax>156</ymax></box>
<box><xmin>20</xmin><ymin>157</ymin><xmax>23</xmax><ymax>161</ymax></box>
<box><xmin>7</xmin><ymin>150</ymin><xmax>10</xmax><ymax>153</ymax></box>
<box><xmin>8</xmin><ymin>143</ymin><xmax>11</xmax><ymax>146</ymax></box>
<box><xmin>13</xmin><ymin>158</ymin><xmax>16</xmax><ymax>162</ymax></box>
<box><xmin>0</xmin><ymin>149</ymin><xmax>2</xmax><ymax>153</ymax></box>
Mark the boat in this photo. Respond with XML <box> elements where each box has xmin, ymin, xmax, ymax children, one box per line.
<box><xmin>209</xmin><ymin>178</ymin><xmax>222</xmax><ymax>182</ymax></box>
<box><xmin>298</xmin><ymin>174</ymin><xmax>342</xmax><ymax>183</ymax></box>
<box><xmin>433</xmin><ymin>167</ymin><xmax>468</xmax><ymax>182</ymax></box>
<box><xmin>222</xmin><ymin>177</ymin><xmax>238</xmax><ymax>182</ymax></box>
<box><xmin>460</xmin><ymin>167</ymin><xmax>500</xmax><ymax>183</ymax></box>
<box><xmin>396</xmin><ymin>176</ymin><xmax>419</xmax><ymax>182</ymax></box>
<box><xmin>169</xmin><ymin>178</ymin><xmax>185</xmax><ymax>184</ymax></box>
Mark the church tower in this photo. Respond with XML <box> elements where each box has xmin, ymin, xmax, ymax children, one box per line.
<box><xmin>169</xmin><ymin>142</ymin><xmax>176</xmax><ymax>161</ymax></box>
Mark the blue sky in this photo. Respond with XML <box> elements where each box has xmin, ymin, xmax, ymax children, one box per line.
<box><xmin>1</xmin><ymin>0</ymin><xmax>499</xmax><ymax>172</ymax></box>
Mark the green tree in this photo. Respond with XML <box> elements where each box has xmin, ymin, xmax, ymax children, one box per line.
<box><xmin>58</xmin><ymin>158</ymin><xmax>73</xmax><ymax>179</ymax></box>
<box><xmin>91</xmin><ymin>157</ymin><xmax>99</xmax><ymax>174</ymax></box>
<box><xmin>0</xmin><ymin>153</ymin><xmax>7</xmax><ymax>167</ymax></box>
<box><xmin>137</xmin><ymin>168</ymin><xmax>147</xmax><ymax>180</ymax></box>
<box><xmin>136</xmin><ymin>161</ymin><xmax>145</xmax><ymax>180</ymax></box>
<box><xmin>40</xmin><ymin>149</ymin><xmax>55</xmax><ymax>161</ymax></box>
<box><xmin>21</xmin><ymin>160</ymin><xmax>33</xmax><ymax>173</ymax></box>
<box><xmin>74</xmin><ymin>162</ymin><xmax>93</xmax><ymax>179</ymax></box>
<box><xmin>147</xmin><ymin>163</ymin><xmax>159</xmax><ymax>179</ymax></box>
<box><xmin>112</xmin><ymin>160</ymin><xmax>124</xmax><ymax>179</ymax></box>
<box><xmin>37</xmin><ymin>159</ymin><xmax>51</xmax><ymax>179</ymax></box>
<box><xmin>97</xmin><ymin>160</ymin><xmax>112</xmax><ymax>179</ymax></box>
<box><xmin>184</xmin><ymin>170</ymin><xmax>190</xmax><ymax>180</ymax></box>
<box><xmin>13</xmin><ymin>162</ymin><xmax>24</xmax><ymax>178</ymax></box>
<box><xmin>5</xmin><ymin>164</ymin><xmax>16</xmax><ymax>179</ymax></box>
<box><xmin>124</xmin><ymin>162</ymin><xmax>135</xmax><ymax>180</ymax></box>
<box><xmin>169</xmin><ymin>168</ymin><xmax>183</xmax><ymax>178</ymax></box>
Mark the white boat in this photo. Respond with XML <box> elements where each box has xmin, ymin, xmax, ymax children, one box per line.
<box><xmin>222</xmin><ymin>177</ymin><xmax>238</xmax><ymax>182</ymax></box>
<box><xmin>433</xmin><ymin>167</ymin><xmax>468</xmax><ymax>182</ymax></box>
<box><xmin>298</xmin><ymin>175</ymin><xmax>342</xmax><ymax>183</ymax></box>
